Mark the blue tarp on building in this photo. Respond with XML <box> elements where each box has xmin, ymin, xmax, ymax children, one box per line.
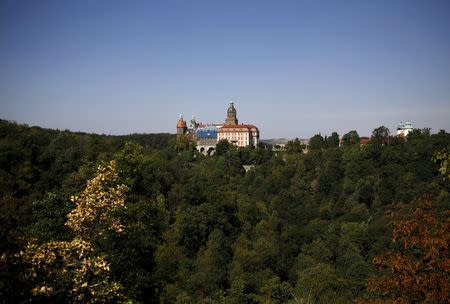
<box><xmin>196</xmin><ymin>127</ymin><xmax>218</xmax><ymax>139</ymax></box>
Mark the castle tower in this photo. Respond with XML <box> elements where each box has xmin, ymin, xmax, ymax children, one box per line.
<box><xmin>176</xmin><ymin>114</ymin><xmax>187</xmax><ymax>135</ymax></box>
<box><xmin>225</xmin><ymin>101</ymin><xmax>238</xmax><ymax>125</ymax></box>
<box><xmin>190</xmin><ymin>115</ymin><xmax>198</xmax><ymax>130</ymax></box>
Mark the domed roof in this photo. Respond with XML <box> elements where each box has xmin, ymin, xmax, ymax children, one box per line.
<box><xmin>177</xmin><ymin>115</ymin><xmax>186</xmax><ymax>128</ymax></box>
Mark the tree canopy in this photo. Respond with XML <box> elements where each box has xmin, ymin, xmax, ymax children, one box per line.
<box><xmin>342</xmin><ymin>130</ymin><xmax>361</xmax><ymax>146</ymax></box>
<box><xmin>1</xmin><ymin>119</ymin><xmax>449</xmax><ymax>303</ymax></box>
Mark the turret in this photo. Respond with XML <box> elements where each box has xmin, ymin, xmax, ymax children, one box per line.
<box><xmin>190</xmin><ymin>115</ymin><xmax>198</xmax><ymax>130</ymax></box>
<box><xmin>225</xmin><ymin>101</ymin><xmax>238</xmax><ymax>125</ymax></box>
<box><xmin>176</xmin><ymin>114</ymin><xmax>187</xmax><ymax>135</ymax></box>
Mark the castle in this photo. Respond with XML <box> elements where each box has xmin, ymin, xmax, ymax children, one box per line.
<box><xmin>176</xmin><ymin>102</ymin><xmax>260</xmax><ymax>154</ymax></box>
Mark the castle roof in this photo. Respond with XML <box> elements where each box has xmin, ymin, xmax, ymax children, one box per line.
<box><xmin>219</xmin><ymin>124</ymin><xmax>258</xmax><ymax>131</ymax></box>
<box><xmin>228</xmin><ymin>102</ymin><xmax>236</xmax><ymax>112</ymax></box>
<box><xmin>177</xmin><ymin>118</ymin><xmax>186</xmax><ymax>128</ymax></box>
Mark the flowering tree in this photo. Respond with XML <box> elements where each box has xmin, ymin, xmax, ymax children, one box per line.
<box><xmin>66</xmin><ymin>161</ymin><xmax>128</xmax><ymax>238</ymax></box>
<box><xmin>21</xmin><ymin>161</ymin><xmax>127</xmax><ymax>303</ymax></box>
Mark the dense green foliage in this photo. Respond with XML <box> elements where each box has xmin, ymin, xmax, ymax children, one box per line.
<box><xmin>342</xmin><ymin>130</ymin><xmax>360</xmax><ymax>146</ymax></box>
<box><xmin>1</xmin><ymin>119</ymin><xmax>449</xmax><ymax>303</ymax></box>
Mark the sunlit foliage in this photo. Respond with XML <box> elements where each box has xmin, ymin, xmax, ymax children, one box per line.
<box><xmin>20</xmin><ymin>161</ymin><xmax>126</xmax><ymax>303</ymax></box>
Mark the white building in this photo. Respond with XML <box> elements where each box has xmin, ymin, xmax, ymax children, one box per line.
<box><xmin>216</xmin><ymin>102</ymin><xmax>259</xmax><ymax>147</ymax></box>
<box><xmin>397</xmin><ymin>121</ymin><xmax>413</xmax><ymax>138</ymax></box>
<box><xmin>217</xmin><ymin>124</ymin><xmax>259</xmax><ymax>147</ymax></box>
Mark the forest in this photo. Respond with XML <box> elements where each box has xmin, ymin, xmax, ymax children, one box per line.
<box><xmin>0</xmin><ymin>118</ymin><xmax>449</xmax><ymax>304</ymax></box>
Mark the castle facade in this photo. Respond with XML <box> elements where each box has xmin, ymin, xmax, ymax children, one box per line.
<box><xmin>176</xmin><ymin>102</ymin><xmax>260</xmax><ymax>153</ymax></box>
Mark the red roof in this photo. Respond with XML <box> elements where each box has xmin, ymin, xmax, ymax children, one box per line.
<box><xmin>360</xmin><ymin>137</ymin><xmax>369</xmax><ymax>145</ymax></box>
<box><xmin>339</xmin><ymin>137</ymin><xmax>370</xmax><ymax>145</ymax></box>
<box><xmin>176</xmin><ymin>119</ymin><xmax>186</xmax><ymax>128</ymax></box>
<box><xmin>220</xmin><ymin>124</ymin><xmax>258</xmax><ymax>130</ymax></box>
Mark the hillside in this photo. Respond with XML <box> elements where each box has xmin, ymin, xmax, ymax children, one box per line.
<box><xmin>0</xmin><ymin>120</ymin><xmax>449</xmax><ymax>303</ymax></box>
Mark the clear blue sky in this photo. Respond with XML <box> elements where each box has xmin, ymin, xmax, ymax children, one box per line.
<box><xmin>1</xmin><ymin>0</ymin><xmax>449</xmax><ymax>138</ymax></box>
